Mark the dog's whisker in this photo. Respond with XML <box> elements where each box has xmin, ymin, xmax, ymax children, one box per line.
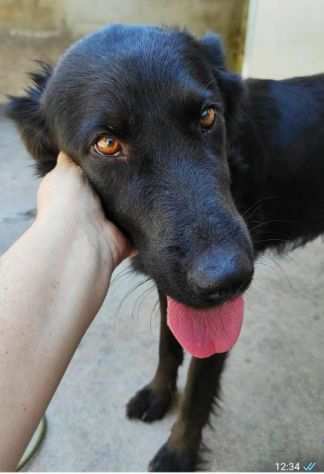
<box><xmin>128</xmin><ymin>278</ymin><xmax>154</xmax><ymax>321</ymax></box>
<box><xmin>111</xmin><ymin>268</ymin><xmax>134</xmax><ymax>288</ymax></box>
<box><xmin>133</xmin><ymin>281</ymin><xmax>156</xmax><ymax>321</ymax></box>
<box><xmin>240</xmin><ymin>195</ymin><xmax>277</xmax><ymax>219</ymax></box>
<box><xmin>113</xmin><ymin>276</ymin><xmax>151</xmax><ymax>320</ymax></box>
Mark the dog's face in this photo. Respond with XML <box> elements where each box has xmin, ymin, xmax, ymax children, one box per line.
<box><xmin>8</xmin><ymin>25</ymin><xmax>254</xmax><ymax>308</ymax></box>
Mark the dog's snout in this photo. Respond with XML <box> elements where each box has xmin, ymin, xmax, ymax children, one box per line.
<box><xmin>188</xmin><ymin>248</ymin><xmax>253</xmax><ymax>299</ymax></box>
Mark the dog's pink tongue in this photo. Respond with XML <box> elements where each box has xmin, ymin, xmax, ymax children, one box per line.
<box><xmin>167</xmin><ymin>296</ymin><xmax>244</xmax><ymax>358</ymax></box>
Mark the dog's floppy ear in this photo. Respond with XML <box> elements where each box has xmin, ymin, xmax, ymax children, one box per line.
<box><xmin>200</xmin><ymin>33</ymin><xmax>244</xmax><ymax>132</ymax></box>
<box><xmin>6</xmin><ymin>63</ymin><xmax>58</xmax><ymax>176</ymax></box>
<box><xmin>200</xmin><ymin>32</ymin><xmax>226</xmax><ymax>70</ymax></box>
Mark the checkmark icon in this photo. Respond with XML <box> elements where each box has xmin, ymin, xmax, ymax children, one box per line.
<box><xmin>304</xmin><ymin>462</ymin><xmax>316</xmax><ymax>471</ymax></box>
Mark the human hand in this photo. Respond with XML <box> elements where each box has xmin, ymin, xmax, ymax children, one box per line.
<box><xmin>37</xmin><ymin>152</ymin><xmax>132</xmax><ymax>267</ymax></box>
<box><xmin>36</xmin><ymin>152</ymin><xmax>132</xmax><ymax>268</ymax></box>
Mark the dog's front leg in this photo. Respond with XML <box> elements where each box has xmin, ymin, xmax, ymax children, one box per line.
<box><xmin>126</xmin><ymin>291</ymin><xmax>184</xmax><ymax>422</ymax></box>
<box><xmin>149</xmin><ymin>352</ymin><xmax>228</xmax><ymax>472</ymax></box>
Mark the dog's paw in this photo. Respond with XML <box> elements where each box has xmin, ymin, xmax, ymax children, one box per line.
<box><xmin>148</xmin><ymin>442</ymin><xmax>198</xmax><ymax>472</ymax></box>
<box><xmin>126</xmin><ymin>384</ymin><xmax>173</xmax><ymax>422</ymax></box>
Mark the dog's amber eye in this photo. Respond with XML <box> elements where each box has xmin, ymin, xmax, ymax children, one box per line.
<box><xmin>200</xmin><ymin>107</ymin><xmax>216</xmax><ymax>129</ymax></box>
<box><xmin>94</xmin><ymin>136</ymin><xmax>122</xmax><ymax>156</ymax></box>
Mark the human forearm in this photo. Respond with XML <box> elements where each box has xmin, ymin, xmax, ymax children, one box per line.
<box><xmin>0</xmin><ymin>153</ymin><xmax>130</xmax><ymax>470</ymax></box>
<box><xmin>0</xmin><ymin>215</ymin><xmax>113</xmax><ymax>470</ymax></box>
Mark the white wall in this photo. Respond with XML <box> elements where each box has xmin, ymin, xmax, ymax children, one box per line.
<box><xmin>243</xmin><ymin>0</ymin><xmax>324</xmax><ymax>79</ymax></box>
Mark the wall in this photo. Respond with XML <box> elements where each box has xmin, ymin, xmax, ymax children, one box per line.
<box><xmin>61</xmin><ymin>0</ymin><xmax>242</xmax><ymax>38</ymax></box>
<box><xmin>0</xmin><ymin>0</ymin><xmax>247</xmax><ymax>69</ymax></box>
<box><xmin>243</xmin><ymin>0</ymin><xmax>324</xmax><ymax>78</ymax></box>
<box><xmin>0</xmin><ymin>0</ymin><xmax>61</xmax><ymax>34</ymax></box>
<box><xmin>0</xmin><ymin>0</ymin><xmax>247</xmax><ymax>99</ymax></box>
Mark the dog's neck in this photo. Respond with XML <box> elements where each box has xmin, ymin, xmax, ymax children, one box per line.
<box><xmin>235</xmin><ymin>74</ymin><xmax>324</xmax><ymax>253</ymax></box>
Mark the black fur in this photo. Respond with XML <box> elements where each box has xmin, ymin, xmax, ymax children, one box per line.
<box><xmin>6</xmin><ymin>24</ymin><xmax>324</xmax><ymax>471</ymax></box>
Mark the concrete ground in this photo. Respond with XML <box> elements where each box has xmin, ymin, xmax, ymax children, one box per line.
<box><xmin>0</xmin><ymin>111</ymin><xmax>324</xmax><ymax>472</ymax></box>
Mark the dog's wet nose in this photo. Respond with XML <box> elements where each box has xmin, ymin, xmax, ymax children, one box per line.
<box><xmin>188</xmin><ymin>249</ymin><xmax>253</xmax><ymax>298</ymax></box>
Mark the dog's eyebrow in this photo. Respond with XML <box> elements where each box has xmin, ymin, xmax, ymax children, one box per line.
<box><xmin>79</xmin><ymin>113</ymin><xmax>129</xmax><ymax>150</ymax></box>
<box><xmin>176</xmin><ymin>76</ymin><xmax>221</xmax><ymax>108</ymax></box>
<box><xmin>178</xmin><ymin>87</ymin><xmax>222</xmax><ymax>115</ymax></box>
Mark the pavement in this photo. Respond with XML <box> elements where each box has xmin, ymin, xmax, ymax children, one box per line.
<box><xmin>0</xmin><ymin>112</ymin><xmax>323</xmax><ymax>472</ymax></box>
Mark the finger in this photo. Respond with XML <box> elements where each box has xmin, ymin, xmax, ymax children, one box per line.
<box><xmin>56</xmin><ymin>152</ymin><xmax>75</xmax><ymax>168</ymax></box>
<box><xmin>56</xmin><ymin>152</ymin><xmax>84</xmax><ymax>180</ymax></box>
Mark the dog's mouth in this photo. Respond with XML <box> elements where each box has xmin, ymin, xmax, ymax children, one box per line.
<box><xmin>163</xmin><ymin>267</ymin><xmax>251</xmax><ymax>358</ymax></box>
<box><xmin>166</xmin><ymin>295</ymin><xmax>244</xmax><ymax>358</ymax></box>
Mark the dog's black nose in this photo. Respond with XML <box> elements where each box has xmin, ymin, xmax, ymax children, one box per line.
<box><xmin>188</xmin><ymin>248</ymin><xmax>253</xmax><ymax>297</ymax></box>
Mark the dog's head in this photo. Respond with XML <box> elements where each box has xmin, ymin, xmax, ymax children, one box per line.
<box><xmin>7</xmin><ymin>24</ymin><xmax>253</xmax><ymax>308</ymax></box>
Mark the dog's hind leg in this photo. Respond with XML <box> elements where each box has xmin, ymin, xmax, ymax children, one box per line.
<box><xmin>149</xmin><ymin>353</ymin><xmax>227</xmax><ymax>472</ymax></box>
<box><xmin>126</xmin><ymin>291</ymin><xmax>184</xmax><ymax>422</ymax></box>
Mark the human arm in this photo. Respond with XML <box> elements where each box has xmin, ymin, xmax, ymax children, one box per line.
<box><xmin>0</xmin><ymin>153</ymin><xmax>131</xmax><ymax>470</ymax></box>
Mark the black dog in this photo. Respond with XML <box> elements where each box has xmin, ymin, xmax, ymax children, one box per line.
<box><xmin>6</xmin><ymin>25</ymin><xmax>324</xmax><ymax>471</ymax></box>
